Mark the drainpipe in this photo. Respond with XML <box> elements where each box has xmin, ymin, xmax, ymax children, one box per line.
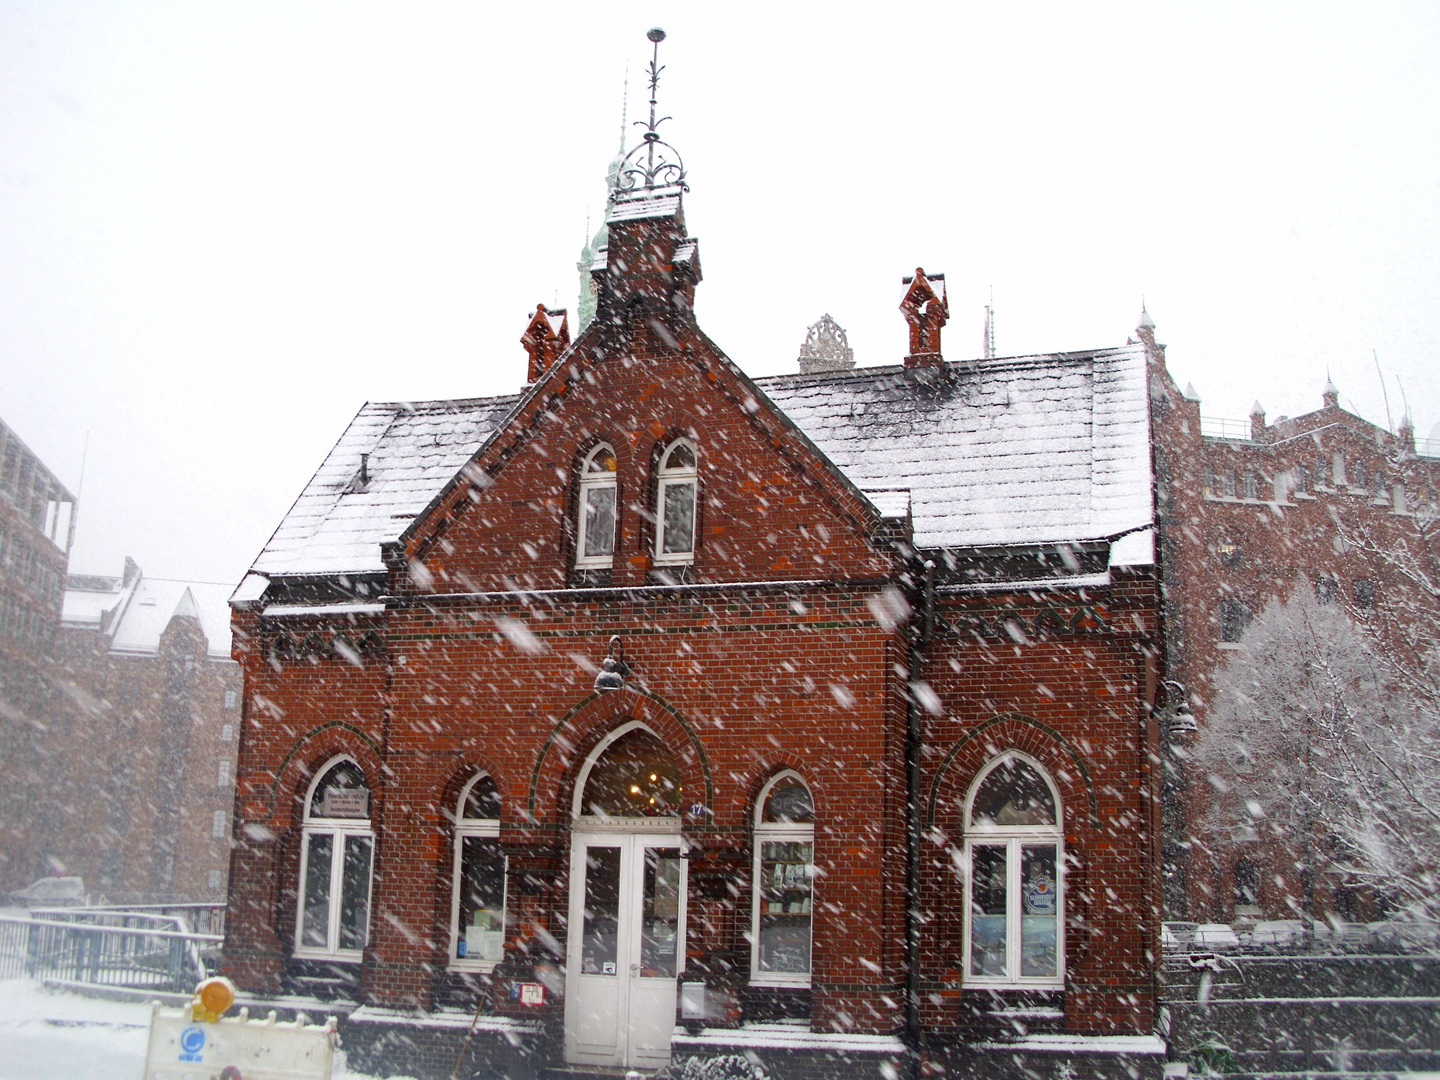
<box><xmin>904</xmin><ymin>558</ymin><xmax>936</xmax><ymax>1063</ymax></box>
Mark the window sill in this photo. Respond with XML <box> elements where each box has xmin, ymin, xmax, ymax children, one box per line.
<box><xmin>749</xmin><ymin>975</ymin><xmax>812</xmax><ymax>989</ymax></box>
<box><xmin>448</xmin><ymin>959</ymin><xmax>503</xmax><ymax>974</ymax></box>
<box><xmin>291</xmin><ymin>949</ymin><xmax>363</xmax><ymax>963</ymax></box>
<box><xmin>962</xmin><ymin>978</ymin><xmax>1064</xmax><ymax>991</ymax></box>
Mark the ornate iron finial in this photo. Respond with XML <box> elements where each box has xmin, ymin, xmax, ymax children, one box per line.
<box><xmin>798</xmin><ymin>314</ymin><xmax>856</xmax><ymax>374</ymax></box>
<box><xmin>612</xmin><ymin>28</ymin><xmax>688</xmax><ymax>196</ymax></box>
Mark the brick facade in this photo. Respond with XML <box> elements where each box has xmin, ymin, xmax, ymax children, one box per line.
<box><xmin>222</xmin><ymin>169</ymin><xmax>1164</xmax><ymax>1065</ymax></box>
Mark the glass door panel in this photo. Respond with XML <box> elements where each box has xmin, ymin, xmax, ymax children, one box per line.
<box><xmin>581</xmin><ymin>846</ymin><xmax>622</xmax><ymax>975</ymax></box>
<box><xmin>640</xmin><ymin>847</ymin><xmax>681</xmax><ymax>978</ymax></box>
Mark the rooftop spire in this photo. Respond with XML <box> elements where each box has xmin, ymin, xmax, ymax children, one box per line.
<box><xmin>613</xmin><ymin>28</ymin><xmax>688</xmax><ymax>195</ymax></box>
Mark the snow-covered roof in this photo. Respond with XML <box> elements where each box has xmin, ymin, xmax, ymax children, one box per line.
<box><xmin>247</xmin><ymin>396</ymin><xmax>520</xmax><ymax>579</ymax></box>
<box><xmin>63</xmin><ymin>569</ymin><xmax>235</xmax><ymax>658</ymax></box>
<box><xmin>606</xmin><ymin>186</ymin><xmax>683</xmax><ymax>223</ymax></box>
<box><xmin>755</xmin><ymin>346</ymin><xmax>1154</xmax><ymax>552</ymax></box>
<box><xmin>242</xmin><ymin>346</ymin><xmax>1153</xmax><ymax>586</ymax></box>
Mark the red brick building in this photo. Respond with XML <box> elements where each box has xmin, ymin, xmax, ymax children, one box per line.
<box><xmin>1144</xmin><ymin>322</ymin><xmax>1440</xmax><ymax>923</ymax></box>
<box><xmin>221</xmin><ymin>79</ymin><xmax>1168</xmax><ymax>1076</ymax></box>
<box><xmin>56</xmin><ymin>559</ymin><xmax>241</xmax><ymax>904</ymax></box>
<box><xmin>0</xmin><ymin>414</ymin><xmax>76</xmax><ymax>893</ymax></box>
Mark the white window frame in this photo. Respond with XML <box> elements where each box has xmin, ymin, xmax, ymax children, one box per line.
<box><xmin>294</xmin><ymin>754</ymin><xmax>375</xmax><ymax>962</ymax></box>
<box><xmin>653</xmin><ymin>439</ymin><xmax>698</xmax><ymax>567</ymax></box>
<box><xmin>575</xmin><ymin>444</ymin><xmax>619</xmax><ymax>569</ymax></box>
<box><xmin>962</xmin><ymin>752</ymin><xmax>1065</xmax><ymax>989</ymax></box>
<box><xmin>448</xmin><ymin>773</ymin><xmax>507</xmax><ymax>973</ymax></box>
<box><xmin>750</xmin><ymin>771</ymin><xmax>815</xmax><ymax>988</ymax></box>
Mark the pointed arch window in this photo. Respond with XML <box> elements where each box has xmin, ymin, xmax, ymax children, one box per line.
<box><xmin>450</xmin><ymin>773</ymin><xmax>507</xmax><ymax>969</ymax></box>
<box><xmin>295</xmin><ymin>756</ymin><xmax>373</xmax><ymax>960</ymax></box>
<box><xmin>963</xmin><ymin>754</ymin><xmax>1063</xmax><ymax>988</ymax></box>
<box><xmin>654</xmin><ymin>440</ymin><xmax>697</xmax><ymax>566</ymax></box>
<box><xmin>576</xmin><ymin>444</ymin><xmax>618</xmax><ymax>568</ymax></box>
<box><xmin>751</xmin><ymin>772</ymin><xmax>814</xmax><ymax>986</ymax></box>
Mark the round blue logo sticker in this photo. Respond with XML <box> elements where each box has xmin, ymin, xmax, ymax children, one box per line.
<box><xmin>1023</xmin><ymin>876</ymin><xmax>1057</xmax><ymax>915</ymax></box>
<box><xmin>179</xmin><ymin>1025</ymin><xmax>207</xmax><ymax>1055</ymax></box>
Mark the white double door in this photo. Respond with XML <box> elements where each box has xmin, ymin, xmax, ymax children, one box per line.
<box><xmin>563</xmin><ymin>826</ymin><xmax>687</xmax><ymax>1069</ymax></box>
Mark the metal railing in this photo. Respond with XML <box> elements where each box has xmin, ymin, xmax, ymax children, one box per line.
<box><xmin>1200</xmin><ymin>416</ymin><xmax>1253</xmax><ymax>441</ymax></box>
<box><xmin>0</xmin><ymin>913</ymin><xmax>221</xmax><ymax>993</ymax></box>
<box><xmin>29</xmin><ymin>902</ymin><xmax>226</xmax><ymax>938</ymax></box>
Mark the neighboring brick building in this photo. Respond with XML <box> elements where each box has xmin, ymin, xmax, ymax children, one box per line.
<box><xmin>55</xmin><ymin>559</ymin><xmax>241</xmax><ymax>904</ymax></box>
<box><xmin>221</xmin><ymin>59</ymin><xmax>1167</xmax><ymax>1077</ymax></box>
<box><xmin>1144</xmin><ymin>322</ymin><xmax>1440</xmax><ymax>923</ymax></box>
<box><xmin>0</xmin><ymin>415</ymin><xmax>77</xmax><ymax>894</ymax></box>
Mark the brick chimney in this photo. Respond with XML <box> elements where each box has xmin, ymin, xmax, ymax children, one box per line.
<box><xmin>521</xmin><ymin>304</ymin><xmax>571</xmax><ymax>382</ymax></box>
<box><xmin>900</xmin><ymin>269</ymin><xmax>948</xmax><ymax>368</ymax></box>
<box><xmin>1249</xmin><ymin>400</ymin><xmax>1266</xmax><ymax>441</ymax></box>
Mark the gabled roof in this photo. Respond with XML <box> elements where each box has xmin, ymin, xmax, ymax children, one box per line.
<box><xmin>64</xmin><ymin>569</ymin><xmax>235</xmax><ymax>658</ymax></box>
<box><xmin>755</xmin><ymin>345</ymin><xmax>1153</xmax><ymax>552</ymax></box>
<box><xmin>247</xmin><ymin>395</ymin><xmax>519</xmax><ymax>579</ymax></box>
<box><xmin>238</xmin><ymin>345</ymin><xmax>1155</xmax><ymax>588</ymax></box>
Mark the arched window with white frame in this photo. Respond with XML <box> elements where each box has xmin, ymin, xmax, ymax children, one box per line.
<box><xmin>450</xmin><ymin>773</ymin><xmax>507</xmax><ymax>968</ymax></box>
<box><xmin>963</xmin><ymin>753</ymin><xmax>1063</xmax><ymax>987</ymax></box>
<box><xmin>654</xmin><ymin>439</ymin><xmax>697</xmax><ymax>566</ymax></box>
<box><xmin>750</xmin><ymin>772</ymin><xmax>814</xmax><ymax>985</ymax></box>
<box><xmin>296</xmin><ymin>756</ymin><xmax>374</xmax><ymax>959</ymax></box>
<box><xmin>576</xmin><ymin>444</ymin><xmax>618</xmax><ymax>568</ymax></box>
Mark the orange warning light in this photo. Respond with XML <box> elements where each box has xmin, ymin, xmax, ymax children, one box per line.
<box><xmin>191</xmin><ymin>976</ymin><xmax>237</xmax><ymax>1022</ymax></box>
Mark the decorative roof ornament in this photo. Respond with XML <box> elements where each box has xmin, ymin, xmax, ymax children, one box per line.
<box><xmin>612</xmin><ymin>28</ymin><xmax>688</xmax><ymax>197</ymax></box>
<box><xmin>798</xmin><ymin>314</ymin><xmax>856</xmax><ymax>374</ymax></box>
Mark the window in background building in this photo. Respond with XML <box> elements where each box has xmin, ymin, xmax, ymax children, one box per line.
<box><xmin>208</xmin><ymin>869</ymin><xmax>223</xmax><ymax>891</ymax></box>
<box><xmin>1315</xmin><ymin>577</ymin><xmax>1338</xmax><ymax>605</ymax></box>
<box><xmin>1233</xmin><ymin>858</ymin><xmax>1260</xmax><ymax>909</ymax></box>
<box><xmin>964</xmin><ymin>754</ymin><xmax>1064</xmax><ymax>988</ymax></box>
<box><xmin>224</xmin><ymin>689</ymin><xmax>237</xmax><ymax>710</ymax></box>
<box><xmin>654</xmin><ymin>440</ymin><xmax>698</xmax><ymax>565</ymax></box>
<box><xmin>1352</xmin><ymin>461</ymin><xmax>1367</xmax><ymax>490</ymax></box>
<box><xmin>221</xmin><ymin>724</ymin><xmax>233</xmax><ymax>743</ymax></box>
<box><xmin>1220</xmin><ymin>469</ymin><xmax>1236</xmax><ymax>498</ymax></box>
<box><xmin>1354</xmin><ymin>579</ymin><xmax>1376</xmax><ymax>609</ymax></box>
<box><xmin>295</xmin><ymin>756</ymin><xmax>373</xmax><ymax>959</ymax></box>
<box><xmin>751</xmin><ymin>771</ymin><xmax>815</xmax><ymax>986</ymax></box>
<box><xmin>575</xmin><ymin>444</ymin><xmax>618</xmax><ymax>569</ymax></box>
<box><xmin>1218</xmin><ymin>598</ymin><xmax>1252</xmax><ymax>642</ymax></box>
<box><xmin>212</xmin><ymin>810</ymin><xmax>226</xmax><ymax>839</ymax></box>
<box><xmin>451</xmin><ymin>773</ymin><xmax>506</xmax><ymax>968</ymax></box>
<box><xmin>217</xmin><ymin>760</ymin><xmax>229</xmax><ymax>789</ymax></box>
<box><xmin>1242</xmin><ymin>470</ymin><xmax>1258</xmax><ymax>500</ymax></box>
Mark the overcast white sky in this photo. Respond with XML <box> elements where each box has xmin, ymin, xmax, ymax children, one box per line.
<box><xmin>2</xmin><ymin>2</ymin><xmax>1437</xmax><ymax>586</ymax></box>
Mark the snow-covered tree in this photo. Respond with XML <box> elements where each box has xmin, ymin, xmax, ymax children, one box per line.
<box><xmin>1193</xmin><ymin>587</ymin><xmax>1440</xmax><ymax>921</ymax></box>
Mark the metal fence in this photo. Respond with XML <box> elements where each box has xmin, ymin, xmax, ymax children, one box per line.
<box><xmin>0</xmin><ymin>913</ymin><xmax>221</xmax><ymax>994</ymax></box>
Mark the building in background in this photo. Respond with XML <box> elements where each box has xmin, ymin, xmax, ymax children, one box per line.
<box><xmin>1145</xmin><ymin>324</ymin><xmax>1440</xmax><ymax>924</ymax></box>
<box><xmin>0</xmin><ymin>415</ymin><xmax>77</xmax><ymax>893</ymax></box>
<box><xmin>55</xmin><ymin>559</ymin><xmax>240</xmax><ymax>904</ymax></box>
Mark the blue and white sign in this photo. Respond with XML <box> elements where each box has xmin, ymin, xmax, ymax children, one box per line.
<box><xmin>1023</xmin><ymin>876</ymin><xmax>1057</xmax><ymax>915</ymax></box>
<box><xmin>178</xmin><ymin>1024</ymin><xmax>207</xmax><ymax>1062</ymax></box>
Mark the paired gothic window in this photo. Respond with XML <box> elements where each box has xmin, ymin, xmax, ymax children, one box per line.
<box><xmin>450</xmin><ymin>774</ymin><xmax>507</xmax><ymax>968</ymax></box>
<box><xmin>654</xmin><ymin>440</ymin><xmax>697</xmax><ymax>565</ymax></box>
<box><xmin>751</xmin><ymin>772</ymin><xmax>814</xmax><ymax>986</ymax></box>
<box><xmin>573</xmin><ymin>439</ymin><xmax>698</xmax><ymax>571</ymax></box>
<box><xmin>296</xmin><ymin>757</ymin><xmax>374</xmax><ymax>959</ymax></box>
<box><xmin>964</xmin><ymin>754</ymin><xmax>1063</xmax><ymax>987</ymax></box>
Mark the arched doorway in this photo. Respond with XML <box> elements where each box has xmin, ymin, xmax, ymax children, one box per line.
<box><xmin>563</xmin><ymin>722</ymin><xmax>686</xmax><ymax>1069</ymax></box>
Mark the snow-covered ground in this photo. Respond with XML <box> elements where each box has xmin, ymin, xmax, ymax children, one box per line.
<box><xmin>0</xmin><ymin>980</ymin><xmax>414</xmax><ymax>1080</ymax></box>
<box><xmin>2</xmin><ymin>978</ymin><xmax>1438</xmax><ymax>1080</ymax></box>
